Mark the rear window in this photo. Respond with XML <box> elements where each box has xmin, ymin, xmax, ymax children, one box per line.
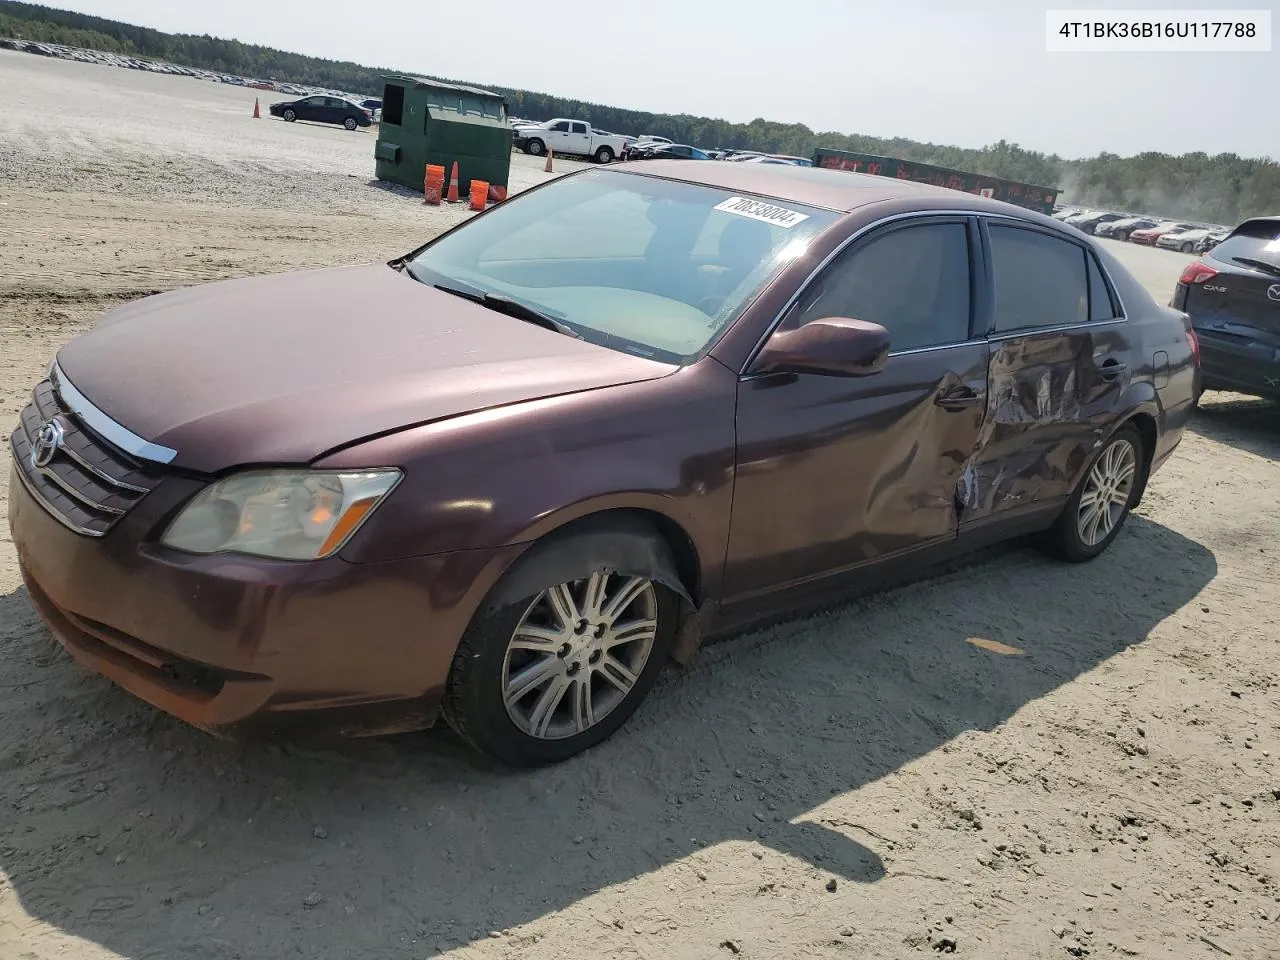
<box><xmin>1208</xmin><ymin>219</ymin><xmax>1280</xmax><ymax>270</ymax></box>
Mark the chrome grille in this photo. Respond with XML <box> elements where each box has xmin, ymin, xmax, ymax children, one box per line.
<box><xmin>10</xmin><ymin>377</ymin><xmax>162</xmax><ymax>537</ymax></box>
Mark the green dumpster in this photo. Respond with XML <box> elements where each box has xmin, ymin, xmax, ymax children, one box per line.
<box><xmin>374</xmin><ymin>75</ymin><xmax>512</xmax><ymax>194</ymax></box>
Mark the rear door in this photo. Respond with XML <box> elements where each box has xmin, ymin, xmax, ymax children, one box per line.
<box><xmin>959</xmin><ymin>219</ymin><xmax>1130</xmax><ymax>530</ymax></box>
<box><xmin>325</xmin><ymin>98</ymin><xmax>350</xmax><ymax>123</ymax></box>
<box><xmin>567</xmin><ymin>121</ymin><xmax>592</xmax><ymax>154</ymax></box>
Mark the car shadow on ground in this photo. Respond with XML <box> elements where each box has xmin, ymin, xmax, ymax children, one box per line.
<box><xmin>1190</xmin><ymin>393</ymin><xmax>1279</xmax><ymax>459</ymax></box>
<box><xmin>0</xmin><ymin>515</ymin><xmax>1215</xmax><ymax>958</ymax></box>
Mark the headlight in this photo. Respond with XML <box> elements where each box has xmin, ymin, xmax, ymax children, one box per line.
<box><xmin>161</xmin><ymin>469</ymin><xmax>401</xmax><ymax>560</ymax></box>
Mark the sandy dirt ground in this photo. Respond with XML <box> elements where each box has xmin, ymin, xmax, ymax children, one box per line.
<box><xmin>2</xmin><ymin>51</ymin><xmax>1279</xmax><ymax>960</ymax></box>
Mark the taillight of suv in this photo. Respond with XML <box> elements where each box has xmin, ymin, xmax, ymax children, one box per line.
<box><xmin>1178</xmin><ymin>261</ymin><xmax>1218</xmax><ymax>285</ymax></box>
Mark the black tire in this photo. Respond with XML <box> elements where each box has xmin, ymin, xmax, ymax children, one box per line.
<box><xmin>1043</xmin><ymin>424</ymin><xmax>1145</xmax><ymax>563</ymax></box>
<box><xmin>344</xmin><ymin>117</ymin><xmax>358</xmax><ymax>131</ymax></box>
<box><xmin>442</xmin><ymin>528</ymin><xmax>680</xmax><ymax>766</ymax></box>
<box><xmin>525</xmin><ymin>138</ymin><xmax>545</xmax><ymax>157</ymax></box>
<box><xmin>594</xmin><ymin>146</ymin><xmax>614</xmax><ymax>164</ymax></box>
<box><xmin>1180</xmin><ymin>241</ymin><xmax>1193</xmax><ymax>253</ymax></box>
<box><xmin>282</xmin><ymin>109</ymin><xmax>296</xmax><ymax>122</ymax></box>
<box><xmin>1115</xmin><ymin>230</ymin><xmax>1130</xmax><ymax>242</ymax></box>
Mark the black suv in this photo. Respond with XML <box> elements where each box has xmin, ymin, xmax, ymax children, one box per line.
<box><xmin>269</xmin><ymin>95</ymin><xmax>372</xmax><ymax>131</ymax></box>
<box><xmin>1171</xmin><ymin>216</ymin><xmax>1280</xmax><ymax>401</ymax></box>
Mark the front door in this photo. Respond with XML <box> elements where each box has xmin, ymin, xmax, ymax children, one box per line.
<box><xmin>958</xmin><ymin>220</ymin><xmax>1129</xmax><ymax>529</ymax></box>
<box><xmin>297</xmin><ymin>96</ymin><xmax>327</xmax><ymax>122</ymax></box>
<box><xmin>722</xmin><ymin>216</ymin><xmax>990</xmax><ymax>608</ymax></box>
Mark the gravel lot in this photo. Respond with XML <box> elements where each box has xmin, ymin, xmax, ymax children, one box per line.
<box><xmin>2</xmin><ymin>50</ymin><xmax>1279</xmax><ymax>960</ymax></box>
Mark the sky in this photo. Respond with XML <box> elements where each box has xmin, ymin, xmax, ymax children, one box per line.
<box><xmin>43</xmin><ymin>0</ymin><xmax>1279</xmax><ymax>160</ymax></box>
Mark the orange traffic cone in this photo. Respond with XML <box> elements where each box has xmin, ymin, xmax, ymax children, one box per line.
<box><xmin>253</xmin><ymin>97</ymin><xmax>260</xmax><ymax>119</ymax></box>
<box><xmin>446</xmin><ymin>161</ymin><xmax>460</xmax><ymax>203</ymax></box>
<box><xmin>544</xmin><ymin>148</ymin><xmax>554</xmax><ymax>173</ymax></box>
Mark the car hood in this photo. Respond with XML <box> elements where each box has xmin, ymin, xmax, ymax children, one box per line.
<box><xmin>55</xmin><ymin>264</ymin><xmax>677</xmax><ymax>473</ymax></box>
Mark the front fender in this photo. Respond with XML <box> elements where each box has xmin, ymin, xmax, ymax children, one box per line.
<box><xmin>314</xmin><ymin>360</ymin><xmax>739</xmax><ymax>590</ymax></box>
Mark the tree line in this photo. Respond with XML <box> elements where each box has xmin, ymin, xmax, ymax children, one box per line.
<box><xmin>3</xmin><ymin>1</ymin><xmax>1277</xmax><ymax>224</ymax></box>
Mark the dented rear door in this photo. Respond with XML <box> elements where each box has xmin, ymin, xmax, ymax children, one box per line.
<box><xmin>959</xmin><ymin>220</ymin><xmax>1129</xmax><ymax>527</ymax></box>
<box><xmin>722</xmin><ymin>216</ymin><xmax>990</xmax><ymax>603</ymax></box>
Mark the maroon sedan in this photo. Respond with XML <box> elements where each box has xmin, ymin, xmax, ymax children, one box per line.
<box><xmin>9</xmin><ymin>162</ymin><xmax>1200</xmax><ymax>766</ymax></box>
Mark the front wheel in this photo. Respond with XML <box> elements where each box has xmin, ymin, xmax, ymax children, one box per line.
<box><xmin>282</xmin><ymin>109</ymin><xmax>296</xmax><ymax>122</ymax></box>
<box><xmin>443</xmin><ymin>551</ymin><xmax>678</xmax><ymax>766</ymax></box>
<box><xmin>343</xmin><ymin>117</ymin><xmax>358</xmax><ymax>131</ymax></box>
<box><xmin>594</xmin><ymin>146</ymin><xmax>614</xmax><ymax>164</ymax></box>
<box><xmin>1043</xmin><ymin>424</ymin><xmax>1144</xmax><ymax>562</ymax></box>
<box><xmin>524</xmin><ymin>138</ymin><xmax>545</xmax><ymax>156</ymax></box>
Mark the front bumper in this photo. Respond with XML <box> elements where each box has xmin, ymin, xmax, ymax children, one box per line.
<box><xmin>9</xmin><ymin>459</ymin><xmax>524</xmax><ymax>739</ymax></box>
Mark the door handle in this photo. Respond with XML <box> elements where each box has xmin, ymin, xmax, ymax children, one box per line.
<box><xmin>1097</xmin><ymin>359</ymin><xmax>1128</xmax><ymax>380</ymax></box>
<box><xmin>934</xmin><ymin>386</ymin><xmax>985</xmax><ymax>410</ymax></box>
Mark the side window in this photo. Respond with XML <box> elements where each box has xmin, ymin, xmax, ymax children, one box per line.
<box><xmin>327</xmin><ymin>98</ymin><xmax>346</xmax><ymax>109</ymax></box>
<box><xmin>550</xmin><ymin>121</ymin><xmax>570</xmax><ymax>132</ymax></box>
<box><xmin>789</xmin><ymin>222</ymin><xmax>972</xmax><ymax>352</ymax></box>
<box><xmin>989</xmin><ymin>225</ymin><xmax>1088</xmax><ymax>332</ymax></box>
<box><xmin>571</xmin><ymin>122</ymin><xmax>588</xmax><ymax>134</ymax></box>
<box><xmin>1087</xmin><ymin>252</ymin><xmax>1119</xmax><ymax>321</ymax></box>
<box><xmin>304</xmin><ymin>96</ymin><xmax>326</xmax><ymax>107</ymax></box>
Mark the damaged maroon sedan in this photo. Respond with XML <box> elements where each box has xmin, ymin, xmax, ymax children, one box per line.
<box><xmin>9</xmin><ymin>162</ymin><xmax>1200</xmax><ymax>766</ymax></box>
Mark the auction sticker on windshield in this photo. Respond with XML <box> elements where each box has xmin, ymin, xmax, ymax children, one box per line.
<box><xmin>714</xmin><ymin>197</ymin><xmax>810</xmax><ymax>228</ymax></box>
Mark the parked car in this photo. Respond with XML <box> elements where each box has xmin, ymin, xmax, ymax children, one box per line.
<box><xmin>1195</xmin><ymin>229</ymin><xmax>1229</xmax><ymax>254</ymax></box>
<box><xmin>1068</xmin><ymin>212</ymin><xmax>1127</xmax><ymax>235</ymax></box>
<box><xmin>1170</xmin><ymin>215</ymin><xmax>1280</xmax><ymax>401</ymax></box>
<box><xmin>8</xmin><ymin>162</ymin><xmax>1199</xmax><ymax>766</ymax></box>
<box><xmin>1129</xmin><ymin>222</ymin><xmax>1197</xmax><ymax>246</ymax></box>
<box><xmin>268</xmin><ymin>94</ymin><xmax>373</xmax><ymax>130</ymax></box>
<box><xmin>1095</xmin><ymin>217</ymin><xmax>1158</xmax><ymax>241</ymax></box>
<box><xmin>624</xmin><ymin>138</ymin><xmax>673</xmax><ymax>161</ymax></box>
<box><xmin>515</xmin><ymin>119</ymin><xmax>628</xmax><ymax>163</ymax></box>
<box><xmin>637</xmin><ymin>143</ymin><xmax>712</xmax><ymax>160</ymax></box>
<box><xmin>1156</xmin><ymin>227</ymin><xmax>1215</xmax><ymax>253</ymax></box>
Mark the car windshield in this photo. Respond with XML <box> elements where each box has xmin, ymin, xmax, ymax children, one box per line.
<box><xmin>405</xmin><ymin>168</ymin><xmax>838</xmax><ymax>363</ymax></box>
<box><xmin>1208</xmin><ymin>220</ymin><xmax>1280</xmax><ymax>271</ymax></box>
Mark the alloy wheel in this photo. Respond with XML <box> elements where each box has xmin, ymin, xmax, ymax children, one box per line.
<box><xmin>1077</xmin><ymin>437</ymin><xmax>1137</xmax><ymax>546</ymax></box>
<box><xmin>501</xmin><ymin>571</ymin><xmax>658</xmax><ymax>740</ymax></box>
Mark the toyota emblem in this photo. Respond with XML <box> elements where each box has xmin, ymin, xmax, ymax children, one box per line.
<box><xmin>30</xmin><ymin>417</ymin><xmax>65</xmax><ymax>470</ymax></box>
<box><xmin>1268</xmin><ymin>283</ymin><xmax>1280</xmax><ymax>302</ymax></box>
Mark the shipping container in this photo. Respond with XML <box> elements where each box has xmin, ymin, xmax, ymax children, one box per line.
<box><xmin>811</xmin><ymin>148</ymin><xmax>1059</xmax><ymax>215</ymax></box>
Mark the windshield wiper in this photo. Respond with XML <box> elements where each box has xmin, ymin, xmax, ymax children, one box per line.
<box><xmin>1229</xmin><ymin>256</ymin><xmax>1280</xmax><ymax>277</ymax></box>
<box><xmin>432</xmin><ymin>283</ymin><xmax>582</xmax><ymax>339</ymax></box>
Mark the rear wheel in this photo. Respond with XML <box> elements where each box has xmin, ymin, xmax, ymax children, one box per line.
<box><xmin>594</xmin><ymin>146</ymin><xmax>614</xmax><ymax>164</ymax></box>
<box><xmin>443</xmin><ymin>536</ymin><xmax>679</xmax><ymax>766</ymax></box>
<box><xmin>282</xmin><ymin>108</ymin><xmax>296</xmax><ymax>122</ymax></box>
<box><xmin>343</xmin><ymin>117</ymin><xmax>358</xmax><ymax>131</ymax></box>
<box><xmin>1180</xmin><ymin>241</ymin><xmax>1193</xmax><ymax>253</ymax></box>
<box><xmin>1043</xmin><ymin>424</ymin><xmax>1144</xmax><ymax>562</ymax></box>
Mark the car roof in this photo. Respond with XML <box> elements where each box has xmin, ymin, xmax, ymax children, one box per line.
<box><xmin>612</xmin><ymin>159</ymin><xmax>1053</xmax><ymax>217</ymax></box>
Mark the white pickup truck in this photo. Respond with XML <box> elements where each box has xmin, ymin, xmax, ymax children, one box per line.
<box><xmin>513</xmin><ymin>119</ymin><xmax>629</xmax><ymax>164</ymax></box>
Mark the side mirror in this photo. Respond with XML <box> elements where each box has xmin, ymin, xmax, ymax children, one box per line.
<box><xmin>752</xmin><ymin>317</ymin><xmax>890</xmax><ymax>378</ymax></box>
